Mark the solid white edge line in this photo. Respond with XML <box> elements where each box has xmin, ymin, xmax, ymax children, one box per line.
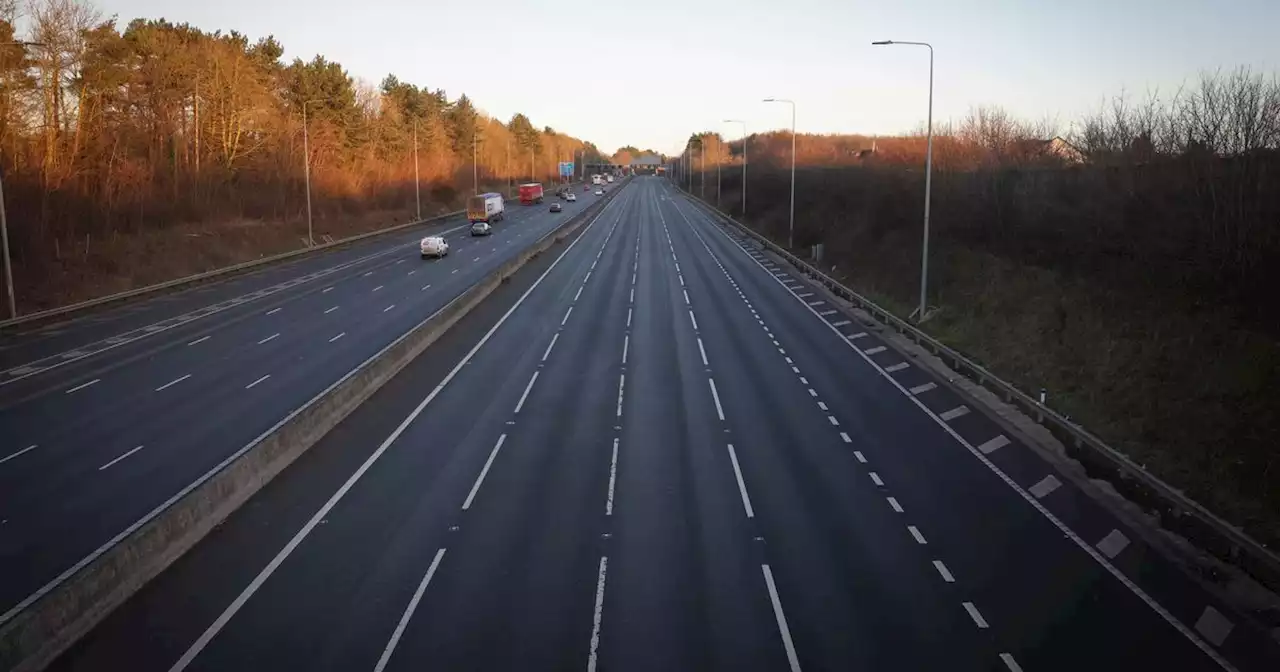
<box><xmin>708</xmin><ymin>378</ymin><xmax>725</xmax><ymax>421</ymax></box>
<box><xmin>161</xmin><ymin>184</ymin><xmax>626</xmax><ymax>672</ymax></box>
<box><xmin>668</xmin><ymin>195</ymin><xmax>1247</xmax><ymax>672</ymax></box>
<box><xmin>606</xmin><ymin>438</ymin><xmax>619</xmax><ymax>515</ymax></box>
<box><xmin>726</xmin><ymin>443</ymin><xmax>756</xmax><ymax>518</ymax></box>
<box><xmin>98</xmin><ymin>445</ymin><xmax>144</xmax><ymax>471</ymax></box>
<box><xmin>155</xmin><ymin>374</ymin><xmax>192</xmax><ymax>392</ymax></box>
<box><xmin>586</xmin><ymin>556</ymin><xmax>609</xmax><ymax>672</ymax></box>
<box><xmin>0</xmin><ymin>444</ymin><xmax>38</xmax><ymax>465</ymax></box>
<box><xmin>373</xmin><ymin>548</ymin><xmax>447</xmax><ymax>672</ymax></box>
<box><xmin>761</xmin><ymin>564</ymin><xmax>803</xmax><ymax>672</ymax></box>
<box><xmin>514</xmin><ymin>372</ymin><xmax>540</xmax><ymax>414</ymax></box>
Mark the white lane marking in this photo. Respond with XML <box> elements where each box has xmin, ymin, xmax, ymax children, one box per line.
<box><xmin>396</xmin><ymin>258</ymin><xmax>406</xmax><ymax>264</ymax></box>
<box><xmin>451</xmin><ymin>269</ymin><xmax>459</xmax><ymax>274</ymax></box>
<box><xmin>98</xmin><ymin>445</ymin><xmax>144</xmax><ymax>471</ymax></box>
<box><xmin>257</xmin><ymin>333</ymin><xmax>279</xmax><ymax>345</ymax></box>
<box><xmin>999</xmin><ymin>653</ymin><xmax>1025</xmax><ymax>672</ymax></box>
<box><xmin>245</xmin><ymin>374</ymin><xmax>271</xmax><ymax>389</ymax></box>
<box><xmin>362</xmin><ymin>271</ymin><xmax>373</xmax><ymax>277</ymax></box>
<box><xmin>689</xmin><ymin>311</ymin><xmax>699</xmax><ymax>331</ymax></box>
<box><xmin>679</xmin><ymin>274</ymin><xmax>685</xmax><ymax>287</ymax></box>
<box><xmin>1029</xmin><ymin>475</ymin><xmax>1061</xmax><ymax>499</ymax></box>
<box><xmin>542</xmin><ymin>334</ymin><xmax>559</xmax><ymax>362</ymax></box>
<box><xmin>808</xmin><ymin>388</ymin><xmax>817</xmax><ymax>397</ymax></box>
<box><xmin>816</xmin><ymin>401</ymin><xmax>827</xmax><ymax>411</ymax></box>
<box><xmin>818</xmin><ymin>309</ymin><xmax>837</xmax><ymax>316</ymax></box>
<box><xmin>797</xmin><ymin>292</ymin><xmax>813</xmax><ymax>298</ymax></box>
<box><xmin>933</xmin><ymin>560</ymin><xmax>955</xmax><ymax>582</ymax></box>
<box><xmin>761</xmin><ymin>565</ymin><xmax>803</xmax><ymax>672</ymax></box>
<box><xmin>797</xmin><ymin>376</ymin><xmax>805</xmax><ymax>383</ymax></box>
<box><xmin>962</xmin><ymin>602</ymin><xmax>990</xmax><ymax>629</ymax></box>
<box><xmin>586</xmin><ymin>556</ymin><xmax>609</xmax><ymax>672</ymax></box>
<box><xmin>584</xmin><ymin>272</ymin><xmax>593</xmax><ymax>284</ymax></box>
<box><xmin>683</xmin><ymin>289</ymin><xmax>691</xmax><ymax>305</ymax></box>
<box><xmin>421</xmin><ymin>284</ymin><xmax>431</xmax><ymax>291</ymax></box>
<box><xmin>324</xmin><ymin>306</ymin><xmax>339</xmax><ymax>314</ymax></box>
<box><xmin>322</xmin><ymin>286</ymin><xmax>334</xmax><ymax>293</ymax></box>
<box><xmin>574</xmin><ymin>285</ymin><xmax>584</xmax><ymax>302</ymax></box>
<box><xmin>697</xmin><ymin>338</ymin><xmax>710</xmax><ymax>367</ymax></box>
<box><xmin>708</xmin><ymin>378</ymin><xmax>725</xmax><ymax>421</ymax></box>
<box><xmin>515</xmin><ymin>372</ymin><xmax>540</xmax><ymax>414</ymax></box>
<box><xmin>187</xmin><ymin>336</ymin><xmax>211</xmax><ymax>346</ymax></box>
<box><xmin>1096</xmin><ymin>529</ymin><xmax>1131</xmax><ymax>559</ymax></box>
<box><xmin>473</xmin><ymin>257</ymin><xmax>480</xmax><ymax>262</ymax></box>
<box><xmin>939</xmin><ymin>405</ymin><xmax>970</xmax><ymax>421</ymax></box>
<box><xmin>328</xmin><ymin>333</ymin><xmax>345</xmax><ymax>343</ymax></box>
<box><xmin>791</xmin><ymin>366</ymin><xmax>800</xmax><ymax>374</ymax></box>
<box><xmin>869</xmin><ymin>472</ymin><xmax>884</xmax><ymax>486</ymax></box>
<box><xmin>806</xmin><ymin>300</ymin><xmax>824</xmax><ymax>306</ymax></box>
<box><xmin>848</xmin><ymin>332</ymin><xmax>868</xmax><ymax>340</ymax></box>
<box><xmin>978</xmin><ymin>435</ymin><xmax>1011</xmax><ymax>454</ymax></box>
<box><xmin>65</xmin><ymin>378</ymin><xmax>101</xmax><ymax>394</ymax></box>
<box><xmin>908</xmin><ymin>526</ymin><xmax>927</xmax><ymax>544</ymax></box>
<box><xmin>155</xmin><ymin>374</ymin><xmax>191</xmax><ymax>392</ymax></box>
<box><xmin>408</xmin><ymin>270</ymin><xmax>416</xmax><ymax>276</ymax></box>
<box><xmin>616</xmin><ymin>373</ymin><xmax>626</xmax><ymax>417</ymax></box>
<box><xmin>373</xmin><ymin>285</ymin><xmax>384</xmax><ymax>292</ymax></box>
<box><xmin>626</xmin><ymin>308</ymin><xmax>632</xmax><ymax>328</ymax></box>
<box><xmin>853</xmin><ymin>450</ymin><xmax>866</xmax><ymax>463</ymax></box>
<box><xmin>784</xmin><ymin>357</ymin><xmax>793</xmax><ymax>364</ymax></box>
<box><xmin>562</xmin><ymin>306</ymin><xmax>574</xmax><ymax>326</ymax></box>
<box><xmin>863</xmin><ymin>345</ymin><xmax>886</xmax><ymax>355</ymax></box>
<box><xmin>831</xmin><ymin>320</ymin><xmax>851</xmax><ymax>327</ymax></box>
<box><xmin>373</xmin><ymin>548</ymin><xmax>447</xmax><ymax>672</ymax></box>
<box><xmin>726</xmin><ymin>443</ymin><xmax>756</xmax><ymax>518</ymax></box>
<box><xmin>630</xmin><ymin>288</ymin><xmax>635</xmax><ymax>303</ymax></box>
<box><xmin>0</xmin><ymin>445</ymin><xmax>38</xmax><ymax>465</ymax></box>
<box><xmin>606</xmin><ymin>439</ymin><xmax>619</xmax><ymax>516</ymax></box>
<box><xmin>885</xmin><ymin>362</ymin><xmax>909</xmax><ymax>373</ymax></box>
<box><xmin>266</xmin><ymin>307</ymin><xmax>282</xmax><ymax>316</ymax></box>
<box><xmin>462</xmin><ymin>434</ymin><xmax>507</xmax><ymax>510</ymax></box>
<box><xmin>162</xmin><ymin>193</ymin><xmax>624</xmax><ymax>672</ymax></box>
<box><xmin>622</xmin><ymin>335</ymin><xmax>630</xmax><ymax>365</ymax></box>
<box><xmin>827</xmin><ymin>416</ymin><xmax>839</xmax><ymax>426</ymax></box>
<box><xmin>383</xmin><ymin>304</ymin><xmax>395</xmax><ymax>313</ymax></box>
<box><xmin>887</xmin><ymin>496</ymin><xmax>903</xmax><ymax>513</ymax></box>
<box><xmin>909</xmin><ymin>382</ymin><xmax>937</xmax><ymax>395</ymax></box>
<box><xmin>631</xmin><ymin>273</ymin><xmax>637</xmax><ymax>285</ymax></box>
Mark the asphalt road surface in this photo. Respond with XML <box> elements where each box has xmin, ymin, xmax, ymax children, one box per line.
<box><xmin>44</xmin><ymin>177</ymin><xmax>1247</xmax><ymax>672</ymax></box>
<box><xmin>0</xmin><ymin>185</ymin><xmax>606</xmax><ymax>619</ymax></box>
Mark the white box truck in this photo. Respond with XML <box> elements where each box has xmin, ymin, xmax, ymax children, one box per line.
<box><xmin>467</xmin><ymin>192</ymin><xmax>505</xmax><ymax>223</ymax></box>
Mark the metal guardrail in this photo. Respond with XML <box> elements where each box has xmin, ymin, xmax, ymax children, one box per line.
<box><xmin>0</xmin><ymin>209</ymin><xmax>468</xmax><ymax>331</ymax></box>
<box><xmin>681</xmin><ymin>193</ymin><xmax>1280</xmax><ymax>598</ymax></box>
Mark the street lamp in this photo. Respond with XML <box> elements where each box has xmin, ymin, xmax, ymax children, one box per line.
<box><xmin>301</xmin><ymin>99</ymin><xmax>325</xmax><ymax>247</ymax></box>
<box><xmin>873</xmin><ymin>39</ymin><xmax>934</xmax><ymax>322</ymax></box>
<box><xmin>724</xmin><ymin>119</ymin><xmax>747</xmax><ymax>217</ymax></box>
<box><xmin>763</xmin><ymin>98</ymin><xmax>796</xmax><ymax>249</ymax></box>
<box><xmin>1</xmin><ymin>40</ymin><xmax>44</xmax><ymax>319</ymax></box>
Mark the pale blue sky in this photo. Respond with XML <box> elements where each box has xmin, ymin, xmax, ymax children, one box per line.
<box><xmin>87</xmin><ymin>0</ymin><xmax>1279</xmax><ymax>154</ymax></box>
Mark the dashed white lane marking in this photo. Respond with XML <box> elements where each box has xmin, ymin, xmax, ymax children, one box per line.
<box><xmin>869</xmin><ymin>472</ymin><xmax>884</xmax><ymax>486</ymax></box>
<box><xmin>562</xmin><ymin>306</ymin><xmax>574</xmax><ymax>326</ymax></box>
<box><xmin>808</xmin><ymin>388</ymin><xmax>817</xmax><ymax>397</ymax></box>
<box><xmin>616</xmin><ymin>374</ymin><xmax>626</xmax><ymax>418</ymax></box>
<box><xmin>266</xmin><ymin>307</ymin><xmax>282</xmax><ymax>315</ymax></box>
<box><xmin>977</xmin><ymin>435</ymin><xmax>1010</xmax><ymax>454</ymax></box>
<box><xmin>630</xmin><ymin>288</ymin><xmax>635</xmax><ymax>303</ymax></box>
<box><xmin>838</xmin><ymin>432</ymin><xmax>852</xmax><ymax>443</ymax></box>
<box><xmin>1029</xmin><ymin>475</ymin><xmax>1061</xmax><ymax>499</ymax></box>
<box><xmin>909</xmin><ymin>382</ymin><xmax>937</xmax><ymax>395</ymax></box>
<box><xmin>1096</xmin><ymin>529</ymin><xmax>1131</xmax><ymax>559</ymax></box>
<box><xmin>383</xmin><ymin>304</ymin><xmax>395</xmax><ymax>313</ymax></box>
<box><xmin>543</xmin><ymin>334</ymin><xmax>559</xmax><ymax>362</ymax></box>
<box><xmin>515</xmin><ymin>372</ymin><xmax>540</xmax><ymax>414</ymax></box>
<box><xmin>328</xmin><ymin>332</ymin><xmax>345</xmax><ymax>343</ymax></box>
<box><xmin>574</xmin><ymin>285</ymin><xmax>584</xmax><ymax>302</ymax></box>
<box><xmin>462</xmin><ymin>434</ymin><xmax>506</xmax><ymax>510</ymax></box>
<box><xmin>396</xmin><ymin>258</ymin><xmax>406</xmax><ymax>265</ymax></box>
<box><xmin>708</xmin><ymin>378</ymin><xmax>725</xmax><ymax>421</ymax></box>
<box><xmin>689</xmin><ymin>311</ymin><xmax>699</xmax><ymax>331</ymax></box>
<box><xmin>933</xmin><ymin>560</ymin><xmax>955</xmax><ymax>582</ymax></box>
<box><xmin>791</xmin><ymin>366</ymin><xmax>800</xmax><ymax>374</ymax></box>
<box><xmin>626</xmin><ymin>308</ymin><xmax>633</xmax><ymax>328</ymax></box>
<box><xmin>257</xmin><ymin>333</ymin><xmax>279</xmax><ymax>345</ymax></box>
<box><xmin>155</xmin><ymin>374</ymin><xmax>191</xmax><ymax>392</ymax></box>
<box><xmin>939</xmin><ymin>405</ymin><xmax>970</xmax><ymax>421</ymax></box>
<box><xmin>373</xmin><ymin>548</ymin><xmax>447</xmax><ymax>672</ymax></box>
<box><xmin>849</xmin><ymin>332</ymin><xmax>868</xmax><ymax>340</ymax></box>
<box><xmin>999</xmin><ymin>653</ymin><xmax>1024</xmax><ymax>672</ymax></box>
<box><xmin>622</xmin><ymin>335</ymin><xmax>630</xmax><ymax>365</ymax></box>
<box><xmin>853</xmin><ymin>450</ymin><xmax>866</xmax><ymax>463</ymax></box>
<box><xmin>451</xmin><ymin>269</ymin><xmax>459</xmax><ymax>274</ymax></box>
<box><xmin>473</xmin><ymin>257</ymin><xmax>480</xmax><ymax>262</ymax></box>
<box><xmin>606</xmin><ymin>439</ymin><xmax>619</xmax><ymax>516</ymax></box>
<box><xmin>362</xmin><ymin>271</ymin><xmax>373</xmax><ymax>277</ymax></box>
<box><xmin>908</xmin><ymin>526</ymin><xmax>928</xmax><ymax>544</ymax></box>
<box><xmin>98</xmin><ymin>445</ymin><xmax>144</xmax><ymax>471</ymax></box>
<box><xmin>421</xmin><ymin>284</ymin><xmax>431</xmax><ymax>291</ymax></box>
<box><xmin>187</xmin><ymin>336</ymin><xmax>211</xmax><ymax>346</ymax></box>
<box><xmin>0</xmin><ymin>444</ymin><xmax>38</xmax><ymax>465</ymax></box>
<box><xmin>797</xmin><ymin>292</ymin><xmax>813</xmax><ymax>298</ymax></box>
<box><xmin>816</xmin><ymin>401</ymin><xmax>827</xmax><ymax>411</ymax></box>
<box><xmin>863</xmin><ymin>345</ymin><xmax>886</xmax><ymax>355</ymax></box>
<box><xmin>322</xmin><ymin>286</ymin><xmax>334</xmax><ymax>293</ymax></box>
<box><xmin>697</xmin><ymin>338</ymin><xmax>710</xmax><ymax>367</ymax></box>
<box><xmin>726</xmin><ymin>443</ymin><xmax>756</xmax><ymax>518</ymax></box>
<box><xmin>831</xmin><ymin>320</ymin><xmax>851</xmax><ymax>327</ymax></box>
<box><xmin>827</xmin><ymin>416</ymin><xmax>839</xmax><ymax>426</ymax></box>
<box><xmin>884</xmin><ymin>362</ymin><xmax>909</xmax><ymax>373</ymax></box>
<box><xmin>962</xmin><ymin>602</ymin><xmax>990</xmax><ymax>629</ymax></box>
<box><xmin>887</xmin><ymin>496</ymin><xmax>904</xmax><ymax>513</ymax></box>
<box><xmin>806</xmin><ymin>300</ymin><xmax>823</xmax><ymax>307</ymax></box>
<box><xmin>65</xmin><ymin>378</ymin><xmax>101</xmax><ymax>394</ymax></box>
<box><xmin>761</xmin><ymin>565</ymin><xmax>803</xmax><ymax>672</ymax></box>
<box><xmin>373</xmin><ymin>285</ymin><xmax>384</xmax><ymax>292</ymax></box>
<box><xmin>407</xmin><ymin>270</ymin><xmax>416</xmax><ymax>276</ymax></box>
<box><xmin>683</xmin><ymin>289</ymin><xmax>691</xmax><ymax>305</ymax></box>
<box><xmin>324</xmin><ymin>306</ymin><xmax>339</xmax><ymax>314</ymax></box>
<box><xmin>783</xmin><ymin>356</ymin><xmax>793</xmax><ymax>364</ymax></box>
<box><xmin>245</xmin><ymin>374</ymin><xmax>271</xmax><ymax>389</ymax></box>
<box><xmin>818</xmin><ymin>309</ymin><xmax>837</xmax><ymax>316</ymax></box>
<box><xmin>586</xmin><ymin>556</ymin><xmax>609</xmax><ymax>672</ymax></box>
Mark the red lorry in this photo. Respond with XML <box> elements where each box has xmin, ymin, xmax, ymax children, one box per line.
<box><xmin>518</xmin><ymin>183</ymin><xmax>545</xmax><ymax>205</ymax></box>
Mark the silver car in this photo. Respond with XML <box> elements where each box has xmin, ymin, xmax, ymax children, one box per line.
<box><xmin>471</xmin><ymin>221</ymin><xmax>492</xmax><ymax>236</ymax></box>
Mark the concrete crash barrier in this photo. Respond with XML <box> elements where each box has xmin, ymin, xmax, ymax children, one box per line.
<box><xmin>0</xmin><ymin>182</ymin><xmax>626</xmax><ymax>672</ymax></box>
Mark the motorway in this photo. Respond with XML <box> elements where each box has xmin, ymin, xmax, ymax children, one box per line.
<box><xmin>46</xmin><ymin>177</ymin><xmax>1241</xmax><ymax>671</ymax></box>
<box><xmin>0</xmin><ymin>185</ymin><xmax>608</xmax><ymax>620</ymax></box>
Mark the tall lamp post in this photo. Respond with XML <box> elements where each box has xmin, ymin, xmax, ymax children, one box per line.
<box><xmin>763</xmin><ymin>98</ymin><xmax>796</xmax><ymax>249</ymax></box>
<box><xmin>301</xmin><ymin>99</ymin><xmax>326</xmax><ymax>247</ymax></box>
<box><xmin>0</xmin><ymin>40</ymin><xmax>42</xmax><ymax>318</ymax></box>
<box><xmin>873</xmin><ymin>39</ymin><xmax>934</xmax><ymax>322</ymax></box>
<box><xmin>724</xmin><ymin>119</ymin><xmax>747</xmax><ymax>217</ymax></box>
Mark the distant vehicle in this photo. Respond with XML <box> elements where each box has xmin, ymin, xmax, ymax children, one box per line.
<box><xmin>466</xmin><ymin>192</ymin><xmax>505</xmax><ymax>223</ymax></box>
<box><xmin>592</xmin><ymin>174</ymin><xmax>604</xmax><ymax>185</ymax></box>
<box><xmin>566</xmin><ymin>192</ymin><xmax>577</xmax><ymax>202</ymax></box>
<box><xmin>518</xmin><ymin>183</ymin><xmax>545</xmax><ymax>205</ymax></box>
<box><xmin>420</xmin><ymin>236</ymin><xmax>449</xmax><ymax>258</ymax></box>
<box><xmin>557</xmin><ymin>189</ymin><xmax>569</xmax><ymax>200</ymax></box>
<box><xmin>470</xmin><ymin>221</ymin><xmax>492</xmax><ymax>236</ymax></box>
<box><xmin>550</xmin><ymin>202</ymin><xmax>563</xmax><ymax>213</ymax></box>
<box><xmin>606</xmin><ymin>174</ymin><xmax>615</xmax><ymax>183</ymax></box>
<box><xmin>583</xmin><ymin>184</ymin><xmax>590</xmax><ymax>191</ymax></box>
<box><xmin>594</xmin><ymin>188</ymin><xmax>603</xmax><ymax>196</ymax></box>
